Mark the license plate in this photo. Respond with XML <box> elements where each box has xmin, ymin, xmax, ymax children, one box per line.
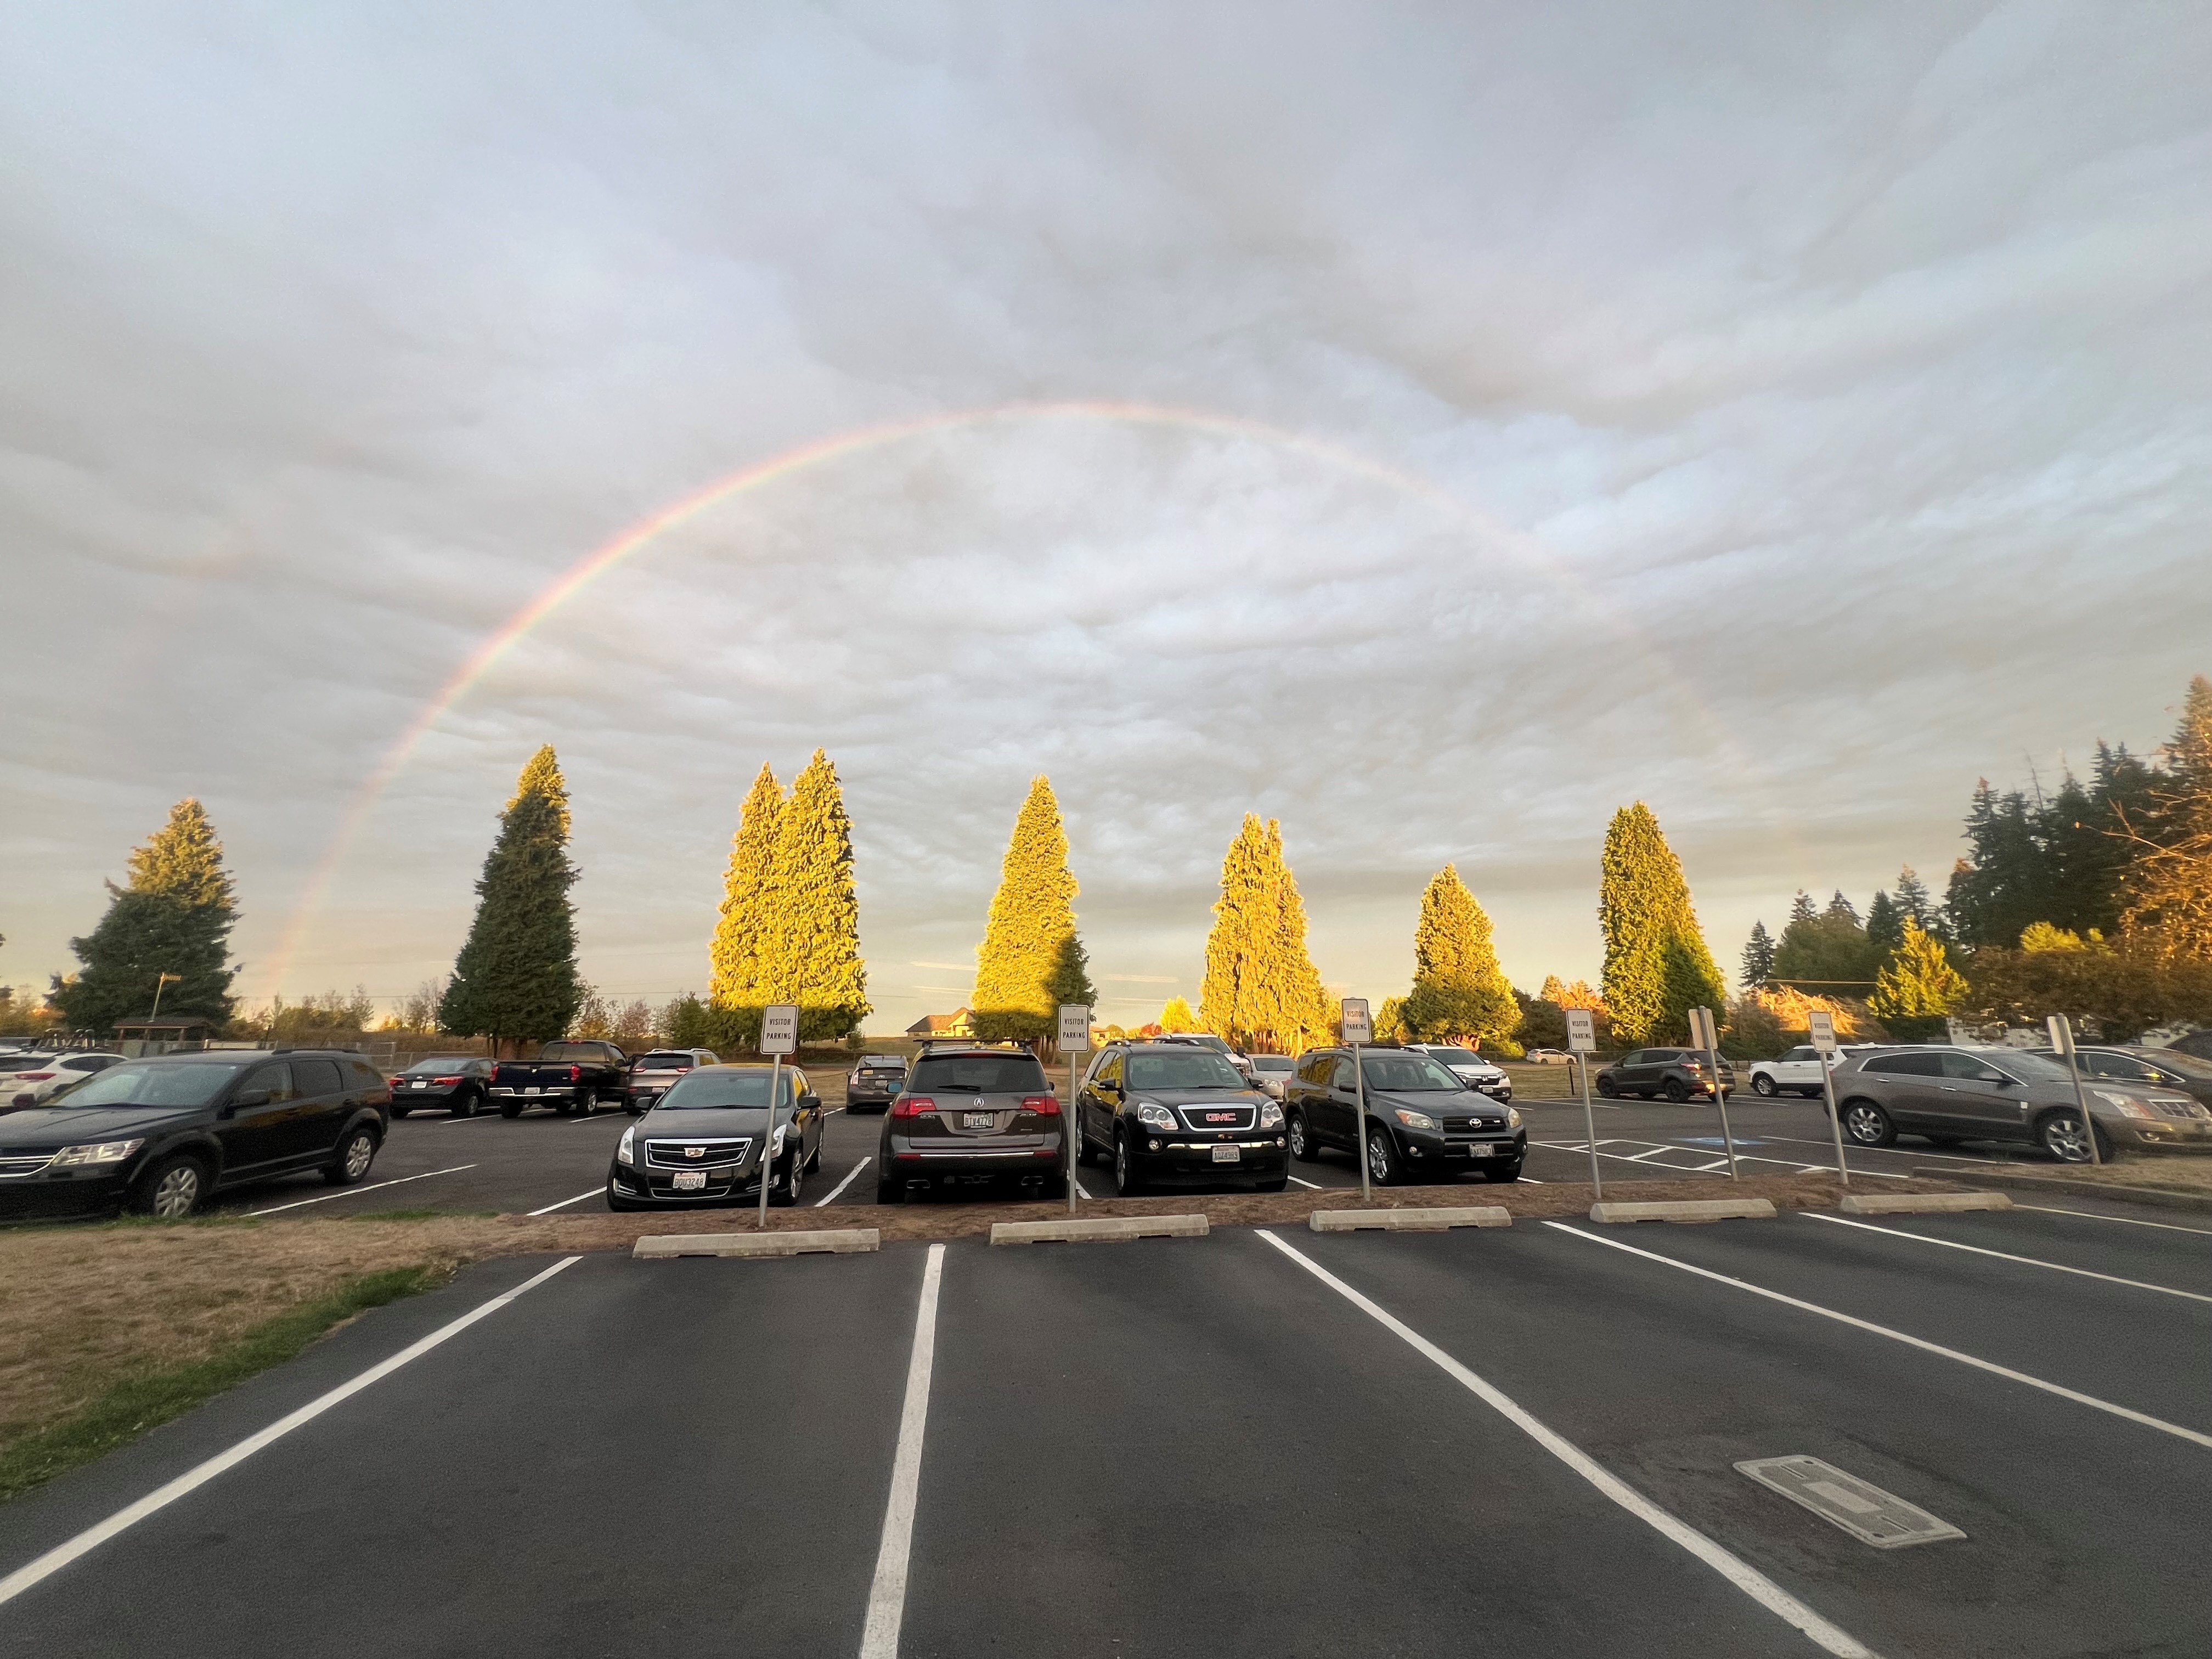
<box><xmin>672</xmin><ymin>1170</ymin><xmax>706</xmax><ymax>1191</ymax></box>
<box><xmin>963</xmin><ymin>1111</ymin><xmax>994</xmax><ymax>1130</ymax></box>
<box><xmin>411</xmin><ymin>1081</ymin><xmax>428</xmax><ymax>1088</ymax></box>
<box><xmin>1211</xmin><ymin>1144</ymin><xmax>1242</xmax><ymax>1163</ymax></box>
<box><xmin>524</xmin><ymin>1086</ymin><xmax>541</xmax><ymax>1096</ymax></box>
<box><xmin>1466</xmin><ymin>1143</ymin><xmax>1494</xmax><ymax>1157</ymax></box>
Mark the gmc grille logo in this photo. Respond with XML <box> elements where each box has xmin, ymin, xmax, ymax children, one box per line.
<box><xmin>1204</xmin><ymin>1111</ymin><xmax>1235</xmax><ymax>1123</ymax></box>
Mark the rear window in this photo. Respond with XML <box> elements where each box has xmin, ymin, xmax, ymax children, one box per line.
<box><xmin>910</xmin><ymin>1054</ymin><xmax>1048</xmax><ymax>1093</ymax></box>
<box><xmin>635</xmin><ymin>1052</ymin><xmax>699</xmax><ymax>1071</ymax></box>
<box><xmin>861</xmin><ymin>1056</ymin><xmax>906</xmax><ymax>1069</ymax></box>
<box><xmin>1248</xmin><ymin>1056</ymin><xmax>1294</xmax><ymax>1074</ymax></box>
<box><xmin>541</xmin><ymin>1043</ymin><xmax>614</xmax><ymax>1063</ymax></box>
<box><xmin>1864</xmin><ymin>1053</ymin><xmax>1941</xmax><ymax>1076</ymax></box>
<box><xmin>404</xmin><ymin>1057</ymin><xmax>479</xmax><ymax>1075</ymax></box>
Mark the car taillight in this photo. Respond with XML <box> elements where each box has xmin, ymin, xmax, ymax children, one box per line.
<box><xmin>891</xmin><ymin>1096</ymin><xmax>937</xmax><ymax>1119</ymax></box>
<box><xmin>388</xmin><ymin>1076</ymin><xmax>405</xmax><ymax>1087</ymax></box>
<box><xmin>1020</xmin><ymin>1094</ymin><xmax>1060</xmax><ymax>1116</ymax></box>
<box><xmin>569</xmin><ymin>1064</ymin><xmax>582</xmax><ymax>1082</ymax></box>
<box><xmin>434</xmin><ymin>1076</ymin><xmax>462</xmax><ymax>1086</ymax></box>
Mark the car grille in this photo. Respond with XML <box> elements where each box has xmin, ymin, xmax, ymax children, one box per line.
<box><xmin>1445</xmin><ymin>1117</ymin><xmax>1509</xmax><ymax>1132</ymax></box>
<box><xmin>1177</xmin><ymin>1105</ymin><xmax>1255</xmax><ymax>1132</ymax></box>
<box><xmin>0</xmin><ymin>1153</ymin><xmax>57</xmax><ymax>1178</ymax></box>
<box><xmin>2151</xmin><ymin>1099</ymin><xmax>2209</xmax><ymax>1121</ymax></box>
<box><xmin>644</xmin><ymin>1138</ymin><xmax>751</xmax><ymax>1168</ymax></box>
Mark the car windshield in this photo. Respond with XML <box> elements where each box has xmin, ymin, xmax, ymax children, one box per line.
<box><xmin>634</xmin><ymin>1052</ymin><xmax>697</xmax><ymax>1070</ymax></box>
<box><xmin>658</xmin><ymin>1070</ymin><xmax>789</xmax><ymax>1108</ymax></box>
<box><xmin>55</xmin><ymin>1062</ymin><xmax>244</xmax><ymax>1109</ymax></box>
<box><xmin>1989</xmin><ymin>1051</ymin><xmax>2074</xmax><ymax>1082</ymax></box>
<box><xmin>1248</xmin><ymin>1056</ymin><xmax>1294</xmax><ymax>1074</ymax></box>
<box><xmin>1361</xmin><ymin>1054</ymin><xmax>1465</xmax><ymax>1091</ymax></box>
<box><xmin>403</xmin><ymin>1057</ymin><xmax>477</xmax><ymax>1075</ymax></box>
<box><xmin>910</xmin><ymin>1055</ymin><xmax>1047</xmax><ymax>1093</ymax></box>
<box><xmin>1424</xmin><ymin>1048</ymin><xmax>1482</xmax><ymax>1065</ymax></box>
<box><xmin>1128</xmin><ymin>1051</ymin><xmax>1246</xmax><ymax>1091</ymax></box>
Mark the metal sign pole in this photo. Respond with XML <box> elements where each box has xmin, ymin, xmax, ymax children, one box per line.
<box><xmin>1693</xmin><ymin>1007</ymin><xmax>1740</xmax><ymax>1180</ymax></box>
<box><xmin>759</xmin><ymin>1051</ymin><xmax>782</xmax><ymax>1230</ymax></box>
<box><xmin>1341</xmin><ymin>998</ymin><xmax>1373</xmax><ymax>1204</ymax></box>
<box><xmin>1058</xmin><ymin>1005</ymin><xmax>1090</xmax><ymax>1216</ymax></box>
<box><xmin>1809</xmin><ymin>1010</ymin><xmax>1849</xmax><ymax>1189</ymax></box>
<box><xmin>2050</xmin><ymin>1014</ymin><xmax>2102</xmax><ymax>1167</ymax></box>
<box><xmin>758</xmin><ymin>1005</ymin><xmax>799</xmax><ymax>1230</ymax></box>
<box><xmin>1566</xmin><ymin>1008</ymin><xmax>1600</xmax><ymax>1197</ymax></box>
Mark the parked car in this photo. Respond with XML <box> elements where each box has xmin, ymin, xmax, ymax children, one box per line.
<box><xmin>387</xmin><ymin>1056</ymin><xmax>495</xmax><ymax>1118</ymax></box>
<box><xmin>1245</xmin><ymin>1054</ymin><xmax>1296</xmax><ymax>1099</ymax></box>
<box><xmin>623</xmin><ymin>1049</ymin><xmax>720</xmax><ymax>1115</ymax></box>
<box><xmin>5</xmin><ymin>1051</ymin><xmax>128</xmax><ymax>1110</ymax></box>
<box><xmin>607</xmin><ymin>1063</ymin><xmax>825</xmax><ymax>1210</ymax></box>
<box><xmin>1152</xmin><ymin>1031</ymin><xmax>1255</xmax><ymax>1080</ymax></box>
<box><xmin>1832</xmin><ymin>1046</ymin><xmax>2210</xmax><ymax>1161</ymax></box>
<box><xmin>2033</xmin><ymin>1046</ymin><xmax>2212</xmax><ymax>1110</ymax></box>
<box><xmin>1596</xmin><ymin>1047</ymin><xmax>1736</xmax><ymax>1102</ymax></box>
<box><xmin>1523</xmin><ymin>1048</ymin><xmax>1571</xmax><ymax>1065</ymax></box>
<box><xmin>879</xmin><ymin>1045</ymin><xmax>1069</xmax><ymax>1203</ymax></box>
<box><xmin>489</xmin><ymin>1040</ymin><xmax>630</xmax><ymax>1117</ymax></box>
<box><xmin>0</xmin><ymin>1049</ymin><xmax>390</xmax><ymax>1221</ymax></box>
<box><xmin>1283</xmin><ymin>1047</ymin><xmax>1523</xmax><ymax>1184</ymax></box>
<box><xmin>1076</xmin><ymin>1041</ymin><xmax>1285</xmax><ymax>1196</ymax></box>
<box><xmin>1403</xmin><ymin>1044</ymin><xmax>1513</xmax><ymax>1103</ymax></box>
<box><xmin>845</xmin><ymin>1053</ymin><xmax>910</xmax><ymax>1114</ymax></box>
<box><xmin>1748</xmin><ymin>1046</ymin><xmax>1836</xmax><ymax>1098</ymax></box>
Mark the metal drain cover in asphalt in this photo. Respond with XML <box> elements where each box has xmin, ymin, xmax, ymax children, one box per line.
<box><xmin>1735</xmin><ymin>1456</ymin><xmax>1966</xmax><ymax>1549</ymax></box>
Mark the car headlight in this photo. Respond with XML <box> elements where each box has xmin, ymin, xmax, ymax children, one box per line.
<box><xmin>1506</xmin><ymin>1107</ymin><xmax>1522</xmax><ymax>1130</ymax></box>
<box><xmin>54</xmin><ymin>1138</ymin><xmax>144</xmax><ymax>1166</ymax></box>
<box><xmin>1135</xmin><ymin>1101</ymin><xmax>1177</xmax><ymax>1131</ymax></box>
<box><xmin>1257</xmin><ymin>1100</ymin><xmax>1284</xmax><ymax>1130</ymax></box>
<box><xmin>1392</xmin><ymin>1108</ymin><xmax>1437</xmax><ymax>1130</ymax></box>
<box><xmin>616</xmin><ymin>1126</ymin><xmax>636</xmax><ymax>1166</ymax></box>
<box><xmin>2094</xmin><ymin>1090</ymin><xmax>2152</xmax><ymax>1119</ymax></box>
<box><xmin>771</xmin><ymin>1124</ymin><xmax>787</xmax><ymax>1155</ymax></box>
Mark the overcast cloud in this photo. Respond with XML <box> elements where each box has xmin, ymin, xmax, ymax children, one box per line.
<box><xmin>4</xmin><ymin>2</ymin><xmax>2209</xmax><ymax>1027</ymax></box>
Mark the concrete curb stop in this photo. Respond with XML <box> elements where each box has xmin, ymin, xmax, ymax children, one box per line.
<box><xmin>1308</xmin><ymin>1207</ymin><xmax>1512</xmax><ymax>1233</ymax></box>
<box><xmin>1838</xmin><ymin>1191</ymin><xmax>2011</xmax><ymax>1216</ymax></box>
<box><xmin>1589</xmin><ymin>1198</ymin><xmax>1776</xmax><ymax>1224</ymax></box>
<box><xmin>633</xmin><ymin>1229</ymin><xmax>881</xmax><ymax>1259</ymax></box>
<box><xmin>990</xmin><ymin>1214</ymin><xmax>1209</xmax><ymax>1246</ymax></box>
<box><xmin>1913</xmin><ymin>1166</ymin><xmax>2212</xmax><ymax>1215</ymax></box>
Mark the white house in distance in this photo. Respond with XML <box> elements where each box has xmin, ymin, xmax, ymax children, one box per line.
<box><xmin>906</xmin><ymin>1008</ymin><xmax>976</xmax><ymax>1041</ymax></box>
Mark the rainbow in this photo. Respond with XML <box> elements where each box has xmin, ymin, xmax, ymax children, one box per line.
<box><xmin>261</xmin><ymin>399</ymin><xmax>1744</xmax><ymax>996</ymax></box>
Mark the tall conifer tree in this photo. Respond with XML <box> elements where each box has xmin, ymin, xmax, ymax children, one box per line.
<box><xmin>1739</xmin><ymin>921</ymin><xmax>1778</xmax><ymax>990</ymax></box>
<box><xmin>441</xmin><ymin>747</ymin><xmax>582</xmax><ymax>1048</ymax></box>
<box><xmin>709</xmin><ymin>764</ymin><xmax>784</xmax><ymax>1014</ymax></box>
<box><xmin>757</xmin><ymin>749</ymin><xmax>870</xmax><ymax>1040</ymax></box>
<box><xmin>1598</xmin><ymin>803</ymin><xmax>1724</xmax><ymax>1045</ymax></box>
<box><xmin>2121</xmin><ymin>674</ymin><xmax>2212</xmax><ymax>960</ymax></box>
<box><xmin>972</xmin><ymin>777</ymin><xmax>1092</xmax><ymax>1040</ymax></box>
<box><xmin>1402</xmin><ymin>865</ymin><xmax>1518</xmax><ymax>1044</ymax></box>
<box><xmin>1201</xmin><ymin>816</ymin><xmax>1330</xmax><ymax>1051</ymax></box>
<box><xmin>1869</xmin><ymin>918</ymin><xmax>1970</xmax><ymax>1039</ymax></box>
<box><xmin>53</xmin><ymin>799</ymin><xmax>238</xmax><ymax>1034</ymax></box>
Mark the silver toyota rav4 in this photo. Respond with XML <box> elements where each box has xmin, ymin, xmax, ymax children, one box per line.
<box><xmin>1831</xmin><ymin>1045</ymin><xmax>2211</xmax><ymax>1161</ymax></box>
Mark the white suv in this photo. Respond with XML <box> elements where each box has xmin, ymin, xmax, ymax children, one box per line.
<box><xmin>4</xmin><ymin>1051</ymin><xmax>129</xmax><ymax>1109</ymax></box>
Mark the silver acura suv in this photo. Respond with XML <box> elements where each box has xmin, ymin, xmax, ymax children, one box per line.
<box><xmin>1831</xmin><ymin>1045</ymin><xmax>2211</xmax><ymax>1162</ymax></box>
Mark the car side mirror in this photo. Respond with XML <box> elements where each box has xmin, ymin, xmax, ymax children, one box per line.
<box><xmin>232</xmin><ymin>1088</ymin><xmax>271</xmax><ymax>1109</ymax></box>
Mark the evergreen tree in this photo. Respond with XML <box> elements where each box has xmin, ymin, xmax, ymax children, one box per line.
<box><xmin>1864</xmin><ymin>891</ymin><xmax>1903</xmax><ymax>955</ymax></box>
<box><xmin>972</xmin><ymin>777</ymin><xmax>1090</xmax><ymax>1041</ymax></box>
<box><xmin>2121</xmin><ymin>675</ymin><xmax>2212</xmax><ymax>961</ymax></box>
<box><xmin>52</xmin><ymin>799</ymin><xmax>238</xmax><ymax>1034</ymax></box>
<box><xmin>1401</xmin><ymin>865</ymin><xmax>1518</xmax><ymax>1043</ymax></box>
<box><xmin>1773</xmin><ymin>892</ymin><xmax>1882</xmax><ymax>989</ymax></box>
<box><xmin>1598</xmin><ymin>803</ymin><xmax>1725</xmax><ymax>1045</ymax></box>
<box><xmin>1823</xmin><ymin>890</ymin><xmax>1859</xmax><ymax>926</ymax></box>
<box><xmin>1869</xmin><ymin>918</ymin><xmax>1970</xmax><ymax>1039</ymax></box>
<box><xmin>1200</xmin><ymin>816</ymin><xmax>1330</xmax><ymax>1051</ymax></box>
<box><xmin>1788</xmin><ymin>890</ymin><xmax>1818</xmax><ymax>927</ymax></box>
<box><xmin>1159</xmin><ymin>995</ymin><xmax>1197</xmax><ymax>1032</ymax></box>
<box><xmin>708</xmin><ymin>764</ymin><xmax>783</xmax><ymax>1015</ymax></box>
<box><xmin>439</xmin><ymin>747</ymin><xmax>582</xmax><ymax>1048</ymax></box>
<box><xmin>1893</xmin><ymin>866</ymin><xmax>1940</xmax><ymax>934</ymax></box>
<box><xmin>1740</xmin><ymin>921</ymin><xmax>1778</xmax><ymax>989</ymax></box>
<box><xmin>757</xmin><ymin>749</ymin><xmax>870</xmax><ymax>1041</ymax></box>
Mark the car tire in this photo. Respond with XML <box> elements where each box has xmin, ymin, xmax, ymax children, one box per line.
<box><xmin>1073</xmin><ymin>1130</ymin><xmax>1094</xmax><ymax>1167</ymax></box>
<box><xmin>776</xmin><ymin>1155</ymin><xmax>802</xmax><ymax>1206</ymax></box>
<box><xmin>451</xmin><ymin>1091</ymin><xmax>478</xmax><ymax>1119</ymax></box>
<box><xmin>2036</xmin><ymin>1109</ymin><xmax>2112</xmax><ymax>1165</ymax></box>
<box><xmin>1751</xmin><ymin>1074</ymin><xmax>1776</xmax><ymax>1098</ymax></box>
<box><xmin>1596</xmin><ymin>1076</ymin><xmax>1619</xmax><ymax>1099</ymax></box>
<box><xmin>1287</xmin><ymin>1112</ymin><xmax>1321</xmax><ymax>1163</ymax></box>
<box><xmin>498</xmin><ymin>1100</ymin><xmax>523</xmax><ymax>1119</ymax></box>
<box><xmin>574</xmin><ymin>1090</ymin><xmax>599</xmax><ymax>1119</ymax></box>
<box><xmin>1662</xmin><ymin>1078</ymin><xmax>1690</xmax><ymax>1104</ymax></box>
<box><xmin>1841</xmin><ymin>1099</ymin><xmax>1897</xmax><ymax>1148</ymax></box>
<box><xmin>133</xmin><ymin>1153</ymin><xmax>208</xmax><ymax>1220</ymax></box>
<box><xmin>1364</xmin><ymin>1127</ymin><xmax>1402</xmax><ymax>1187</ymax></box>
<box><xmin>874</xmin><ymin>1175</ymin><xmax>903</xmax><ymax>1205</ymax></box>
<box><xmin>1114</xmin><ymin>1133</ymin><xmax>1144</xmax><ymax>1197</ymax></box>
<box><xmin>1482</xmin><ymin>1163</ymin><xmax>1521</xmax><ymax>1184</ymax></box>
<box><xmin>391</xmin><ymin>1105</ymin><xmax>413</xmax><ymax>1119</ymax></box>
<box><xmin>323</xmin><ymin>1126</ymin><xmax>379</xmax><ymax>1186</ymax></box>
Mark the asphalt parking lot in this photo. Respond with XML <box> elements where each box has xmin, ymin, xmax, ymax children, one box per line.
<box><xmin>2</xmin><ymin>1193</ymin><xmax>2205</xmax><ymax>1656</ymax></box>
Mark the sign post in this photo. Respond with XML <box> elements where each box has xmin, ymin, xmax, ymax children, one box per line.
<box><xmin>1808</xmin><ymin>1009</ymin><xmax>1849</xmax><ymax>1189</ymax></box>
<box><xmin>2047</xmin><ymin>1013</ymin><xmax>2102</xmax><ymax>1167</ymax></box>
<box><xmin>1566</xmin><ymin>1008</ymin><xmax>1601</xmax><ymax>1197</ymax></box>
<box><xmin>758</xmin><ymin>1005</ymin><xmax>799</xmax><ymax>1229</ymax></box>
<box><xmin>1688</xmin><ymin>1006</ymin><xmax>1739</xmax><ymax>1180</ymax></box>
<box><xmin>1058</xmin><ymin>1005</ymin><xmax>1091</xmax><ymax>1216</ymax></box>
<box><xmin>1341</xmin><ymin>998</ymin><xmax>1373</xmax><ymax>1203</ymax></box>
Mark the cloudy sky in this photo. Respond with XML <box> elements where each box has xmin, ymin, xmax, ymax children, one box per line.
<box><xmin>4</xmin><ymin>3</ymin><xmax>2209</xmax><ymax>1030</ymax></box>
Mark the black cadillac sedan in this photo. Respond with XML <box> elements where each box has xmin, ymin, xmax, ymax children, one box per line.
<box><xmin>606</xmin><ymin>1063</ymin><xmax>826</xmax><ymax>1210</ymax></box>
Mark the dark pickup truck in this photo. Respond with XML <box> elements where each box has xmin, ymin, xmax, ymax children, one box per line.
<box><xmin>489</xmin><ymin>1041</ymin><xmax>631</xmax><ymax>1118</ymax></box>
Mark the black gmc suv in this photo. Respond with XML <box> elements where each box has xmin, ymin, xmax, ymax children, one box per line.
<box><xmin>0</xmin><ymin>1049</ymin><xmax>391</xmax><ymax>1222</ymax></box>
<box><xmin>1076</xmin><ymin>1040</ymin><xmax>1288</xmax><ymax>1196</ymax></box>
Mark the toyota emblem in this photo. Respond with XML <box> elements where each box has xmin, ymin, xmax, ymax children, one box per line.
<box><xmin>684</xmin><ymin>1146</ymin><xmax>704</xmax><ymax>1159</ymax></box>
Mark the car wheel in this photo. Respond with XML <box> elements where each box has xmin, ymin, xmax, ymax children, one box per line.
<box><xmin>498</xmin><ymin>1100</ymin><xmax>523</xmax><ymax>1119</ymax></box>
<box><xmin>1752</xmin><ymin>1074</ymin><xmax>1776</xmax><ymax>1098</ymax></box>
<box><xmin>2036</xmin><ymin>1109</ymin><xmax>2111</xmax><ymax>1164</ymax></box>
<box><xmin>324</xmin><ymin>1126</ymin><xmax>379</xmax><ymax>1186</ymax></box>
<box><xmin>1114</xmin><ymin>1134</ymin><xmax>1144</xmax><ymax>1197</ymax></box>
<box><xmin>1073</xmin><ymin>1128</ymin><xmax>1094</xmax><ymax>1167</ymax></box>
<box><xmin>1596</xmin><ymin>1076</ymin><xmax>1619</xmax><ymax>1099</ymax></box>
<box><xmin>1364</xmin><ymin>1127</ymin><xmax>1402</xmax><ymax>1187</ymax></box>
<box><xmin>391</xmin><ymin>1105</ymin><xmax>413</xmax><ymax>1119</ymax></box>
<box><xmin>451</xmin><ymin>1091</ymin><xmax>478</xmax><ymax>1119</ymax></box>
<box><xmin>133</xmin><ymin>1154</ymin><xmax>208</xmax><ymax>1220</ymax></box>
<box><xmin>1288</xmin><ymin>1112</ymin><xmax>1321</xmax><ymax>1163</ymax></box>
<box><xmin>1841</xmin><ymin>1099</ymin><xmax>1896</xmax><ymax>1148</ymax></box>
<box><xmin>874</xmin><ymin>1175</ymin><xmax>903</xmax><ymax>1205</ymax></box>
<box><xmin>575</xmin><ymin>1090</ymin><xmax>600</xmax><ymax>1118</ymax></box>
<box><xmin>776</xmin><ymin>1154</ymin><xmax>803</xmax><ymax>1206</ymax></box>
<box><xmin>1662</xmin><ymin>1078</ymin><xmax>1690</xmax><ymax>1104</ymax></box>
<box><xmin>1482</xmin><ymin>1163</ymin><xmax>1521</xmax><ymax>1184</ymax></box>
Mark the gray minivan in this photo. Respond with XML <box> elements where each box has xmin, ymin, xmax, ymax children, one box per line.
<box><xmin>1831</xmin><ymin>1046</ymin><xmax>2210</xmax><ymax>1161</ymax></box>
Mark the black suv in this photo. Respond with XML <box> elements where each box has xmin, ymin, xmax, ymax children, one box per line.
<box><xmin>1284</xmin><ymin>1047</ymin><xmax>1524</xmax><ymax>1184</ymax></box>
<box><xmin>1076</xmin><ymin>1041</ymin><xmax>1287</xmax><ymax>1196</ymax></box>
<box><xmin>0</xmin><ymin>1049</ymin><xmax>391</xmax><ymax>1221</ymax></box>
<box><xmin>877</xmin><ymin>1046</ymin><xmax>1066</xmax><ymax>1203</ymax></box>
<box><xmin>1596</xmin><ymin>1047</ymin><xmax>1736</xmax><ymax>1102</ymax></box>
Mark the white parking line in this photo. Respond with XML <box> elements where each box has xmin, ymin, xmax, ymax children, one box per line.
<box><xmin>246</xmin><ymin>1165</ymin><xmax>476</xmax><ymax>1216</ymax></box>
<box><xmin>1543</xmin><ymin>1222</ymin><xmax>2212</xmax><ymax>1451</ymax></box>
<box><xmin>859</xmin><ymin>1243</ymin><xmax>945</xmax><ymax>1659</ymax></box>
<box><xmin>0</xmin><ymin>1255</ymin><xmax>580</xmax><ymax>1609</ymax></box>
<box><xmin>1288</xmin><ymin>1175</ymin><xmax>1324</xmax><ymax>1190</ymax></box>
<box><xmin>1799</xmin><ymin>1212</ymin><xmax>2212</xmax><ymax>1305</ymax></box>
<box><xmin>2013</xmin><ymin>1203</ymin><xmax>2212</xmax><ymax>1237</ymax></box>
<box><xmin>815</xmin><ymin>1156</ymin><xmax>872</xmax><ymax>1207</ymax></box>
<box><xmin>527</xmin><ymin>1187</ymin><xmax>606</xmax><ymax>1216</ymax></box>
<box><xmin>1252</xmin><ymin>1230</ymin><xmax>1878</xmax><ymax>1658</ymax></box>
<box><xmin>440</xmin><ymin>1113</ymin><xmax>502</xmax><ymax>1126</ymax></box>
